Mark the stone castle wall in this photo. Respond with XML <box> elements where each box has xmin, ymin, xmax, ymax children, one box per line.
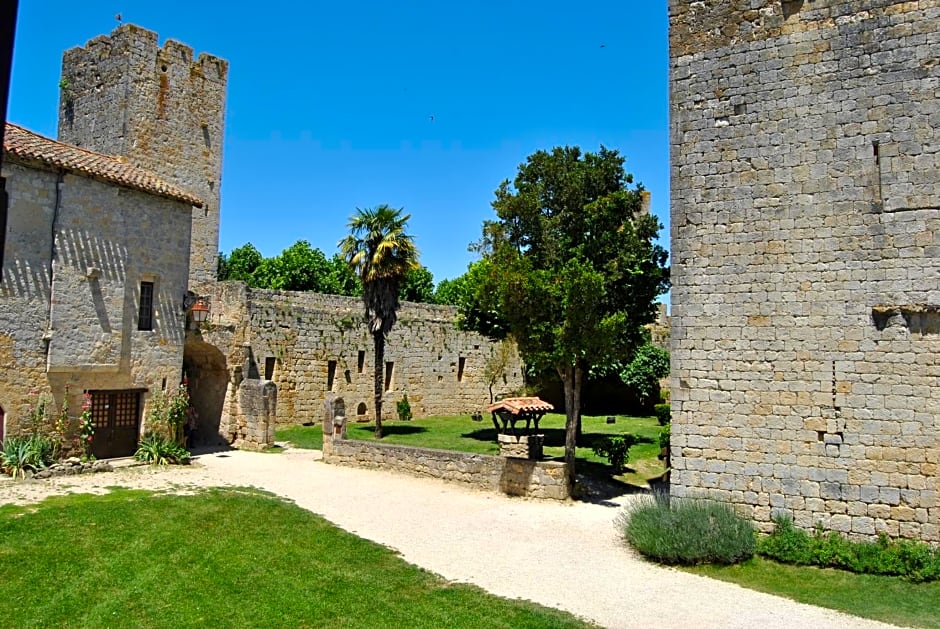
<box><xmin>669</xmin><ymin>0</ymin><xmax>940</xmax><ymax>540</ymax></box>
<box><xmin>208</xmin><ymin>283</ymin><xmax>525</xmax><ymax>425</ymax></box>
<box><xmin>57</xmin><ymin>24</ymin><xmax>228</xmax><ymax>286</ymax></box>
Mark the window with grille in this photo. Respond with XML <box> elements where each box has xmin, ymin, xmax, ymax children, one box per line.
<box><xmin>138</xmin><ymin>282</ymin><xmax>154</xmax><ymax>331</ymax></box>
<box><xmin>90</xmin><ymin>390</ymin><xmax>141</xmax><ymax>430</ymax></box>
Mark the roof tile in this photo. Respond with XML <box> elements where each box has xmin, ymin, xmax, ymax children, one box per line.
<box><xmin>2</xmin><ymin>123</ymin><xmax>203</xmax><ymax>207</ymax></box>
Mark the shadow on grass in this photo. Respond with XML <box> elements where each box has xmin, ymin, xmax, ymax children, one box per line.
<box><xmin>462</xmin><ymin>427</ymin><xmax>654</xmax><ymax>450</ymax></box>
<box><xmin>348</xmin><ymin>424</ymin><xmax>429</xmax><ymax>437</ymax></box>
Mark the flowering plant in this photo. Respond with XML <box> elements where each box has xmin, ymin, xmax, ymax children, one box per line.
<box><xmin>77</xmin><ymin>392</ymin><xmax>95</xmax><ymax>461</ymax></box>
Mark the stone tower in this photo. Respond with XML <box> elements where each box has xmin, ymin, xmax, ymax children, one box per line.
<box><xmin>57</xmin><ymin>24</ymin><xmax>228</xmax><ymax>286</ymax></box>
<box><xmin>670</xmin><ymin>0</ymin><xmax>940</xmax><ymax>541</ymax></box>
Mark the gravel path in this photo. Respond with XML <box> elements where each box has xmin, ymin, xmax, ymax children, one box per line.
<box><xmin>0</xmin><ymin>449</ymin><xmax>898</xmax><ymax>629</ymax></box>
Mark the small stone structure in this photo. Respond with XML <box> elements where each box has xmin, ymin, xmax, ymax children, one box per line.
<box><xmin>487</xmin><ymin>397</ymin><xmax>554</xmax><ymax>460</ymax></box>
<box><xmin>321</xmin><ymin>401</ymin><xmax>569</xmax><ymax>500</ymax></box>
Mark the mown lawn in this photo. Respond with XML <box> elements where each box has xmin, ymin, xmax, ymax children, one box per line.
<box><xmin>0</xmin><ymin>488</ymin><xmax>589</xmax><ymax>628</ymax></box>
<box><xmin>276</xmin><ymin>413</ymin><xmax>668</xmax><ymax>487</ymax></box>
<box><xmin>687</xmin><ymin>557</ymin><xmax>940</xmax><ymax>628</ymax></box>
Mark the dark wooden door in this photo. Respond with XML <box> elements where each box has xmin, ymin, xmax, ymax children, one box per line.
<box><xmin>89</xmin><ymin>390</ymin><xmax>142</xmax><ymax>459</ymax></box>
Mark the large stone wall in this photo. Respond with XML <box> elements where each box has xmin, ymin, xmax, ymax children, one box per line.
<box><xmin>206</xmin><ymin>282</ymin><xmax>525</xmax><ymax>425</ymax></box>
<box><xmin>323</xmin><ymin>438</ymin><xmax>569</xmax><ymax>500</ymax></box>
<box><xmin>669</xmin><ymin>0</ymin><xmax>940</xmax><ymax>540</ymax></box>
<box><xmin>0</xmin><ymin>160</ymin><xmax>193</xmax><ymax>436</ymax></box>
<box><xmin>58</xmin><ymin>24</ymin><xmax>228</xmax><ymax>286</ymax></box>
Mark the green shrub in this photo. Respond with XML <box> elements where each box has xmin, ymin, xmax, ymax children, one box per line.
<box><xmin>653</xmin><ymin>403</ymin><xmax>671</xmax><ymax>426</ymax></box>
<box><xmin>658</xmin><ymin>423</ymin><xmax>670</xmax><ymax>450</ymax></box>
<box><xmin>758</xmin><ymin>514</ymin><xmax>940</xmax><ymax>581</ymax></box>
<box><xmin>396</xmin><ymin>394</ymin><xmax>413</xmax><ymax>421</ymax></box>
<box><xmin>592</xmin><ymin>433</ymin><xmax>639</xmax><ymax>473</ymax></box>
<box><xmin>1</xmin><ymin>435</ymin><xmax>56</xmax><ymax>478</ymax></box>
<box><xmin>134</xmin><ymin>433</ymin><xmax>191</xmax><ymax>466</ymax></box>
<box><xmin>619</xmin><ymin>494</ymin><xmax>755</xmax><ymax>565</ymax></box>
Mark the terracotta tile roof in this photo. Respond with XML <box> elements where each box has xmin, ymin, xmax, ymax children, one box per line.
<box><xmin>486</xmin><ymin>397</ymin><xmax>555</xmax><ymax>415</ymax></box>
<box><xmin>2</xmin><ymin>123</ymin><xmax>203</xmax><ymax>207</ymax></box>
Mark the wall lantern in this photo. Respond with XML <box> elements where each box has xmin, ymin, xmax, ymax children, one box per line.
<box><xmin>190</xmin><ymin>298</ymin><xmax>211</xmax><ymax>324</ymax></box>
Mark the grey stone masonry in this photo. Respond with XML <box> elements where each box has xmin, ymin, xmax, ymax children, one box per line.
<box><xmin>208</xmin><ymin>282</ymin><xmax>525</xmax><ymax>425</ymax></box>
<box><xmin>323</xmin><ymin>438</ymin><xmax>569</xmax><ymax>500</ymax></box>
<box><xmin>669</xmin><ymin>0</ymin><xmax>940</xmax><ymax>541</ymax></box>
<box><xmin>0</xmin><ymin>159</ymin><xmax>192</xmax><ymax>439</ymax></box>
<box><xmin>58</xmin><ymin>24</ymin><xmax>228</xmax><ymax>286</ymax></box>
<box><xmin>498</xmin><ymin>434</ymin><xmax>544</xmax><ymax>460</ymax></box>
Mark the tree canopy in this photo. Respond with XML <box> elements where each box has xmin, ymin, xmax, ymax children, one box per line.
<box><xmin>220</xmin><ymin>239</ymin><xmax>449</xmax><ymax>304</ymax></box>
<box><xmin>472</xmin><ymin>145</ymin><xmax>669</xmax><ymax>488</ymax></box>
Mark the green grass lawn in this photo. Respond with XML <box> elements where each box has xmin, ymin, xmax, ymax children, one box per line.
<box><xmin>687</xmin><ymin>557</ymin><xmax>940</xmax><ymax>628</ymax></box>
<box><xmin>276</xmin><ymin>413</ymin><xmax>667</xmax><ymax>487</ymax></box>
<box><xmin>0</xmin><ymin>488</ymin><xmax>589</xmax><ymax>628</ymax></box>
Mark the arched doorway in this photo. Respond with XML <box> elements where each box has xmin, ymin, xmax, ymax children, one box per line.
<box><xmin>183</xmin><ymin>337</ymin><xmax>228</xmax><ymax>447</ymax></box>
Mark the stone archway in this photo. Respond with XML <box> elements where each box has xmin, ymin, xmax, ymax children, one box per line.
<box><xmin>183</xmin><ymin>336</ymin><xmax>228</xmax><ymax>447</ymax></box>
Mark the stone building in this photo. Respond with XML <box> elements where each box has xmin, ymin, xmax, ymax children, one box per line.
<box><xmin>0</xmin><ymin>24</ymin><xmax>522</xmax><ymax>453</ymax></box>
<box><xmin>669</xmin><ymin>1</ymin><xmax>939</xmax><ymax>540</ymax></box>
<box><xmin>0</xmin><ymin>122</ymin><xmax>200</xmax><ymax>457</ymax></box>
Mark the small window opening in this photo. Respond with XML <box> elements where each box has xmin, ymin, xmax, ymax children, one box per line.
<box><xmin>384</xmin><ymin>362</ymin><xmax>394</xmax><ymax>392</ymax></box>
<box><xmin>264</xmin><ymin>357</ymin><xmax>276</xmax><ymax>380</ymax></box>
<box><xmin>161</xmin><ymin>377</ymin><xmax>167</xmax><ymax>391</ymax></box>
<box><xmin>357</xmin><ymin>350</ymin><xmax>365</xmax><ymax>373</ymax></box>
<box><xmin>457</xmin><ymin>356</ymin><xmax>466</xmax><ymax>382</ymax></box>
<box><xmin>344</xmin><ymin>369</ymin><xmax>352</xmax><ymax>384</ymax></box>
<box><xmin>138</xmin><ymin>281</ymin><xmax>154</xmax><ymax>331</ymax></box>
<box><xmin>327</xmin><ymin>360</ymin><xmax>337</xmax><ymax>391</ymax></box>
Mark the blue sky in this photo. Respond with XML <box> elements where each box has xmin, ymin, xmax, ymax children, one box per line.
<box><xmin>8</xmin><ymin>0</ymin><xmax>669</xmax><ymax>283</ymax></box>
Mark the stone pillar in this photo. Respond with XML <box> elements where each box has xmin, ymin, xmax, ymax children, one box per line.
<box><xmin>498</xmin><ymin>434</ymin><xmax>544</xmax><ymax>460</ymax></box>
<box><xmin>323</xmin><ymin>393</ymin><xmax>347</xmax><ymax>452</ymax></box>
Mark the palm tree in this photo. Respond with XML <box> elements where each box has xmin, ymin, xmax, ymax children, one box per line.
<box><xmin>339</xmin><ymin>205</ymin><xmax>418</xmax><ymax>438</ymax></box>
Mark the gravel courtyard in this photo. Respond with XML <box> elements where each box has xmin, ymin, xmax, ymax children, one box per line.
<box><xmin>0</xmin><ymin>448</ymin><xmax>897</xmax><ymax>629</ymax></box>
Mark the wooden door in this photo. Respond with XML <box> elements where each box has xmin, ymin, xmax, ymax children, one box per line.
<box><xmin>89</xmin><ymin>390</ymin><xmax>142</xmax><ymax>459</ymax></box>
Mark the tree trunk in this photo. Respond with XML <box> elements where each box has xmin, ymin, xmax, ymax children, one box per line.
<box><xmin>559</xmin><ymin>362</ymin><xmax>583</xmax><ymax>493</ymax></box>
<box><xmin>373</xmin><ymin>332</ymin><xmax>384</xmax><ymax>439</ymax></box>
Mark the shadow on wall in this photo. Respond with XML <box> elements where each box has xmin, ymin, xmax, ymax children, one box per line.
<box><xmin>183</xmin><ymin>336</ymin><xmax>227</xmax><ymax>446</ymax></box>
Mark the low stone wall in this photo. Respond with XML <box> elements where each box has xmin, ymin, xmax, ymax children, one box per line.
<box><xmin>322</xmin><ymin>439</ymin><xmax>569</xmax><ymax>500</ymax></box>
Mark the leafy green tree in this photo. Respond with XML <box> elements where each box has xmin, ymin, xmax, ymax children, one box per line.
<box><xmin>476</xmin><ymin>145</ymin><xmax>669</xmax><ymax>489</ymax></box>
<box><xmin>339</xmin><ymin>205</ymin><xmax>419</xmax><ymax>438</ymax></box>
<box><xmin>218</xmin><ymin>243</ymin><xmax>263</xmax><ymax>282</ymax></box>
<box><xmin>248</xmin><ymin>240</ymin><xmax>331</xmax><ymax>291</ymax></box>
<box><xmin>432</xmin><ymin>276</ymin><xmax>461</xmax><ymax>305</ymax></box>
<box><xmin>619</xmin><ymin>344</ymin><xmax>670</xmax><ymax>410</ymax></box>
<box><xmin>324</xmin><ymin>253</ymin><xmax>363</xmax><ymax>297</ymax></box>
<box><xmin>435</xmin><ymin>259</ymin><xmax>508</xmax><ymax>338</ymax></box>
<box><xmin>399</xmin><ymin>265</ymin><xmax>435</xmax><ymax>303</ymax></box>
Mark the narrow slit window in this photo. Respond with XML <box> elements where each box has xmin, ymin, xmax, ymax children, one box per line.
<box><xmin>264</xmin><ymin>357</ymin><xmax>276</xmax><ymax>380</ymax></box>
<box><xmin>357</xmin><ymin>350</ymin><xmax>365</xmax><ymax>373</ymax></box>
<box><xmin>327</xmin><ymin>360</ymin><xmax>337</xmax><ymax>391</ymax></box>
<box><xmin>385</xmin><ymin>361</ymin><xmax>394</xmax><ymax>392</ymax></box>
<box><xmin>138</xmin><ymin>281</ymin><xmax>154</xmax><ymax>331</ymax></box>
<box><xmin>457</xmin><ymin>356</ymin><xmax>466</xmax><ymax>382</ymax></box>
